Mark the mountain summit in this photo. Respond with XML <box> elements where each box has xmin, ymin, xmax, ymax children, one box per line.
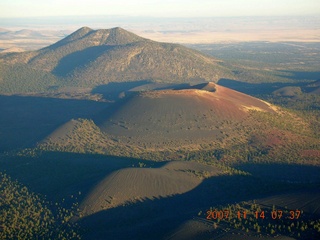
<box><xmin>0</xmin><ymin>27</ymin><xmax>233</xmax><ymax>92</ymax></box>
<box><xmin>52</xmin><ymin>27</ymin><xmax>146</xmax><ymax>48</ymax></box>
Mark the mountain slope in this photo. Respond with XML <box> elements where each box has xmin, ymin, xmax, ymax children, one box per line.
<box><xmin>80</xmin><ymin>161</ymin><xmax>222</xmax><ymax>217</ymax></box>
<box><xmin>97</xmin><ymin>82</ymin><xmax>277</xmax><ymax>147</ymax></box>
<box><xmin>37</xmin><ymin>81</ymin><xmax>319</xmax><ymax>166</ymax></box>
<box><xmin>0</xmin><ymin>27</ymin><xmax>233</xmax><ymax>93</ymax></box>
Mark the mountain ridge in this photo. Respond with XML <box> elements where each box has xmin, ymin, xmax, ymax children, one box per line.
<box><xmin>0</xmin><ymin>27</ymin><xmax>234</xmax><ymax>93</ymax></box>
<box><xmin>49</xmin><ymin>27</ymin><xmax>147</xmax><ymax>50</ymax></box>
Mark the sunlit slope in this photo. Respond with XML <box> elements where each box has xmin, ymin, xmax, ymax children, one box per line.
<box><xmin>98</xmin><ymin>83</ymin><xmax>277</xmax><ymax>146</ymax></box>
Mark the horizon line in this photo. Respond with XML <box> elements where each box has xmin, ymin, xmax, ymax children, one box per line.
<box><xmin>1</xmin><ymin>14</ymin><xmax>320</xmax><ymax>20</ymax></box>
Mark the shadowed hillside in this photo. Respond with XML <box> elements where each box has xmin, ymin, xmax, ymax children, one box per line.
<box><xmin>0</xmin><ymin>95</ymin><xmax>107</xmax><ymax>152</ymax></box>
<box><xmin>80</xmin><ymin>161</ymin><xmax>222</xmax><ymax>217</ymax></box>
<box><xmin>1</xmin><ymin>152</ymin><xmax>319</xmax><ymax>240</ymax></box>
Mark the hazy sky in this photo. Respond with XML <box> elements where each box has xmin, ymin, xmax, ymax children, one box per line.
<box><xmin>1</xmin><ymin>0</ymin><xmax>319</xmax><ymax>18</ymax></box>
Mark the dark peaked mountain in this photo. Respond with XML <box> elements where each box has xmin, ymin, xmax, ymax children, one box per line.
<box><xmin>30</xmin><ymin>27</ymin><xmax>147</xmax><ymax>73</ymax></box>
<box><xmin>0</xmin><ymin>27</ymin><xmax>233</xmax><ymax>93</ymax></box>
<box><xmin>56</xmin><ymin>26</ymin><xmax>144</xmax><ymax>46</ymax></box>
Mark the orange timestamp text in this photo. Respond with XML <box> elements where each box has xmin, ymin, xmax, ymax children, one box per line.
<box><xmin>206</xmin><ymin>209</ymin><xmax>302</xmax><ymax>220</ymax></box>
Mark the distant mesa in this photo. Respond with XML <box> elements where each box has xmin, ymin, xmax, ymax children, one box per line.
<box><xmin>15</xmin><ymin>29</ymin><xmax>45</xmax><ymax>37</ymax></box>
<box><xmin>0</xmin><ymin>28</ymin><xmax>9</xmax><ymax>33</ymax></box>
<box><xmin>1</xmin><ymin>47</ymin><xmax>25</xmax><ymax>53</ymax></box>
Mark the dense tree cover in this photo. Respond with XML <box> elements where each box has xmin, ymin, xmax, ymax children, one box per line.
<box><xmin>0</xmin><ymin>172</ymin><xmax>81</xmax><ymax>239</ymax></box>
<box><xmin>0</xmin><ymin>63</ymin><xmax>59</xmax><ymax>94</ymax></box>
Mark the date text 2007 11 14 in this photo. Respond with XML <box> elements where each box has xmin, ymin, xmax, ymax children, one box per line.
<box><xmin>206</xmin><ymin>209</ymin><xmax>301</xmax><ymax>220</ymax></box>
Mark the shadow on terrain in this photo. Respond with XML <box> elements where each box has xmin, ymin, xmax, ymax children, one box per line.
<box><xmin>217</xmin><ymin>78</ymin><xmax>318</xmax><ymax>95</ymax></box>
<box><xmin>0</xmin><ymin>95</ymin><xmax>107</xmax><ymax>152</ymax></box>
<box><xmin>218</xmin><ymin>79</ymin><xmax>295</xmax><ymax>95</ymax></box>
<box><xmin>52</xmin><ymin>45</ymin><xmax>117</xmax><ymax>77</ymax></box>
<box><xmin>277</xmin><ymin>71</ymin><xmax>320</xmax><ymax>81</ymax></box>
<box><xmin>1</xmin><ymin>150</ymin><xmax>320</xmax><ymax>239</ymax></box>
<box><xmin>235</xmin><ymin>163</ymin><xmax>320</xmax><ymax>183</ymax></box>
<box><xmin>74</xmin><ymin>161</ymin><xmax>318</xmax><ymax>239</ymax></box>
<box><xmin>91</xmin><ymin>80</ymin><xmax>152</xmax><ymax>101</ymax></box>
<box><xmin>78</xmin><ymin>166</ymin><xmax>320</xmax><ymax>240</ymax></box>
<box><xmin>0</xmin><ymin>152</ymin><xmax>167</xmax><ymax>204</ymax></box>
<box><xmin>91</xmin><ymin>81</ymin><xmax>196</xmax><ymax>101</ymax></box>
